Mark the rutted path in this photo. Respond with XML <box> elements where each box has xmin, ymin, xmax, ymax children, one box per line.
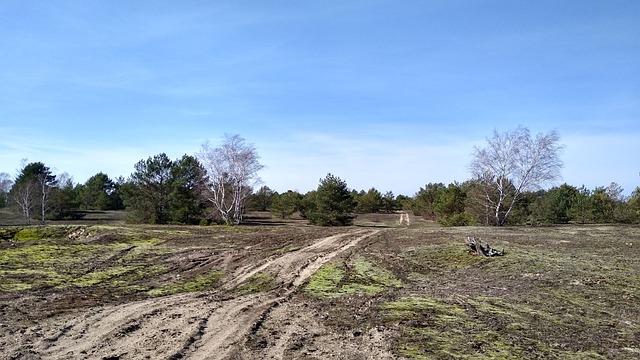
<box><xmin>28</xmin><ymin>228</ymin><xmax>380</xmax><ymax>360</ymax></box>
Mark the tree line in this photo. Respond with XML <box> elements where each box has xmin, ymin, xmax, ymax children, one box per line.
<box><xmin>1</xmin><ymin>129</ymin><xmax>639</xmax><ymax>226</ymax></box>
<box><xmin>248</xmin><ymin>179</ymin><xmax>640</xmax><ymax>226</ymax></box>
<box><xmin>0</xmin><ymin>135</ymin><xmax>262</xmax><ymax>226</ymax></box>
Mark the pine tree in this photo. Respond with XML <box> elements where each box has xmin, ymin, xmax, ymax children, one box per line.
<box><xmin>307</xmin><ymin>173</ymin><xmax>355</xmax><ymax>226</ymax></box>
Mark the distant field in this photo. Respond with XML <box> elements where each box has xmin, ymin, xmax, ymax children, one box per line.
<box><xmin>0</xmin><ymin>209</ymin><xmax>128</xmax><ymax>226</ymax></box>
<box><xmin>1</xmin><ymin>214</ymin><xmax>639</xmax><ymax>359</ymax></box>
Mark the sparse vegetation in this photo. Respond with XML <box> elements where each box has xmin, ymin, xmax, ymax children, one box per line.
<box><xmin>149</xmin><ymin>270</ymin><xmax>224</xmax><ymax>296</ymax></box>
<box><xmin>304</xmin><ymin>256</ymin><xmax>403</xmax><ymax>297</ymax></box>
<box><xmin>1</xmin><ymin>216</ymin><xmax>639</xmax><ymax>359</ymax></box>
<box><xmin>237</xmin><ymin>271</ymin><xmax>277</xmax><ymax>295</ymax></box>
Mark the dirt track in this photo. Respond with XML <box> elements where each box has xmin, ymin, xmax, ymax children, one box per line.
<box><xmin>5</xmin><ymin>228</ymin><xmax>393</xmax><ymax>360</ymax></box>
<box><xmin>5</xmin><ymin>220</ymin><xmax>640</xmax><ymax>359</ymax></box>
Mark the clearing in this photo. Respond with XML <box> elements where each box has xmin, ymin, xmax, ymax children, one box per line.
<box><xmin>1</xmin><ymin>213</ymin><xmax>639</xmax><ymax>359</ymax></box>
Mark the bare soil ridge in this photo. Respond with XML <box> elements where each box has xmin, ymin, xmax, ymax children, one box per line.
<box><xmin>18</xmin><ymin>228</ymin><xmax>381</xmax><ymax>360</ymax></box>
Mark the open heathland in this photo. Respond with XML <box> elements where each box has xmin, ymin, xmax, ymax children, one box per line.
<box><xmin>1</xmin><ymin>213</ymin><xmax>639</xmax><ymax>359</ymax></box>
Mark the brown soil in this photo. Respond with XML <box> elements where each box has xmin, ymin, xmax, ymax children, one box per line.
<box><xmin>1</xmin><ymin>214</ymin><xmax>639</xmax><ymax>359</ymax></box>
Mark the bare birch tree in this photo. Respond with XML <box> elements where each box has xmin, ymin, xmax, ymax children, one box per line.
<box><xmin>198</xmin><ymin>134</ymin><xmax>264</xmax><ymax>225</ymax></box>
<box><xmin>10</xmin><ymin>161</ymin><xmax>57</xmax><ymax>225</ymax></box>
<box><xmin>12</xmin><ymin>180</ymin><xmax>38</xmax><ymax>225</ymax></box>
<box><xmin>0</xmin><ymin>172</ymin><xmax>12</xmax><ymax>208</ymax></box>
<box><xmin>469</xmin><ymin>126</ymin><xmax>563</xmax><ymax>226</ymax></box>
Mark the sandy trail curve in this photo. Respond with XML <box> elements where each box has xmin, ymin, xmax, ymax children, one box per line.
<box><xmin>26</xmin><ymin>228</ymin><xmax>380</xmax><ymax>360</ymax></box>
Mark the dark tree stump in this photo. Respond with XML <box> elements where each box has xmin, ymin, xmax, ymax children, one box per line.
<box><xmin>466</xmin><ymin>237</ymin><xmax>504</xmax><ymax>257</ymax></box>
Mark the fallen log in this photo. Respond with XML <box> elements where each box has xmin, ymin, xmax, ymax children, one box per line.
<box><xmin>466</xmin><ymin>236</ymin><xmax>504</xmax><ymax>257</ymax></box>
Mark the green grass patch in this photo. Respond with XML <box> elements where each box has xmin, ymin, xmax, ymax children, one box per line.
<box><xmin>381</xmin><ymin>296</ymin><xmax>553</xmax><ymax>359</ymax></box>
<box><xmin>149</xmin><ymin>270</ymin><xmax>224</xmax><ymax>296</ymax></box>
<box><xmin>14</xmin><ymin>228</ymin><xmax>46</xmax><ymax>241</ymax></box>
<box><xmin>305</xmin><ymin>257</ymin><xmax>402</xmax><ymax>298</ymax></box>
<box><xmin>0</xmin><ymin>243</ymin><xmax>107</xmax><ymax>268</ymax></box>
<box><xmin>69</xmin><ymin>266</ymin><xmax>138</xmax><ymax>287</ymax></box>
<box><xmin>0</xmin><ymin>268</ymin><xmax>72</xmax><ymax>289</ymax></box>
<box><xmin>11</xmin><ymin>226</ymin><xmax>75</xmax><ymax>241</ymax></box>
<box><xmin>351</xmin><ymin>256</ymin><xmax>403</xmax><ymax>288</ymax></box>
<box><xmin>305</xmin><ymin>263</ymin><xmax>345</xmax><ymax>297</ymax></box>
<box><xmin>0</xmin><ymin>226</ymin><xmax>172</xmax><ymax>293</ymax></box>
<box><xmin>0</xmin><ymin>282</ymin><xmax>33</xmax><ymax>291</ymax></box>
<box><xmin>381</xmin><ymin>292</ymin><xmax>625</xmax><ymax>358</ymax></box>
<box><xmin>237</xmin><ymin>272</ymin><xmax>277</xmax><ymax>295</ymax></box>
<box><xmin>404</xmin><ymin>243</ymin><xmax>489</xmax><ymax>272</ymax></box>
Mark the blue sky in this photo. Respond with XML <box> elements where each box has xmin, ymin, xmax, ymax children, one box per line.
<box><xmin>1</xmin><ymin>1</ymin><xmax>639</xmax><ymax>195</ymax></box>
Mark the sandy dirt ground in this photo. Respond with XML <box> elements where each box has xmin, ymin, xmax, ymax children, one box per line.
<box><xmin>2</xmin><ymin>227</ymin><xmax>396</xmax><ymax>360</ymax></box>
<box><xmin>4</xmin><ymin>217</ymin><xmax>639</xmax><ymax>359</ymax></box>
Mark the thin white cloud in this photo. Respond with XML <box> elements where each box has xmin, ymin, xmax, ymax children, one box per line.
<box><xmin>1</xmin><ymin>2</ymin><xmax>637</xmax><ymax>196</ymax></box>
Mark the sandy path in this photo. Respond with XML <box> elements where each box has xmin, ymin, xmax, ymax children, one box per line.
<box><xmin>22</xmin><ymin>228</ymin><xmax>380</xmax><ymax>360</ymax></box>
<box><xmin>41</xmin><ymin>292</ymin><xmax>213</xmax><ymax>359</ymax></box>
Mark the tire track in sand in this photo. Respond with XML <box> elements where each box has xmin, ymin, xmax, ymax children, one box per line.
<box><xmin>180</xmin><ymin>229</ymin><xmax>379</xmax><ymax>360</ymax></box>
<box><xmin>226</xmin><ymin>230</ymin><xmax>368</xmax><ymax>289</ymax></box>
<box><xmin>34</xmin><ymin>228</ymin><xmax>379</xmax><ymax>360</ymax></box>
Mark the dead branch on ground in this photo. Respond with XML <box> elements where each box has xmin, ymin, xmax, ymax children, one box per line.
<box><xmin>466</xmin><ymin>236</ymin><xmax>504</xmax><ymax>257</ymax></box>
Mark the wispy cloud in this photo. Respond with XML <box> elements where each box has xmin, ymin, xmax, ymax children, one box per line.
<box><xmin>1</xmin><ymin>1</ymin><xmax>638</xmax><ymax>194</ymax></box>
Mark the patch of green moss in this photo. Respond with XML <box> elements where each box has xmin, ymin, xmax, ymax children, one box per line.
<box><xmin>0</xmin><ymin>228</ymin><xmax>172</xmax><ymax>293</ymax></box>
<box><xmin>305</xmin><ymin>264</ymin><xmax>344</xmax><ymax>297</ymax></box>
<box><xmin>467</xmin><ymin>296</ymin><xmax>525</xmax><ymax>319</ymax></box>
<box><xmin>14</xmin><ymin>228</ymin><xmax>46</xmax><ymax>241</ymax></box>
<box><xmin>12</xmin><ymin>226</ymin><xmax>77</xmax><ymax>241</ymax></box>
<box><xmin>87</xmin><ymin>225</ymin><xmax>128</xmax><ymax>233</ymax></box>
<box><xmin>132</xmin><ymin>264</ymin><xmax>168</xmax><ymax>277</ymax></box>
<box><xmin>108</xmin><ymin>265</ymin><xmax>167</xmax><ymax>286</ymax></box>
<box><xmin>405</xmin><ymin>244</ymin><xmax>487</xmax><ymax>272</ymax></box>
<box><xmin>381</xmin><ymin>296</ymin><xmax>553</xmax><ymax>359</ymax></box>
<box><xmin>0</xmin><ymin>268</ymin><xmax>72</xmax><ymax>288</ymax></box>
<box><xmin>0</xmin><ymin>282</ymin><xmax>33</xmax><ymax>291</ymax></box>
<box><xmin>351</xmin><ymin>257</ymin><xmax>403</xmax><ymax>288</ymax></box>
<box><xmin>111</xmin><ymin>229</ymin><xmax>167</xmax><ymax>245</ymax></box>
<box><xmin>149</xmin><ymin>270</ymin><xmax>224</xmax><ymax>296</ymax></box>
<box><xmin>237</xmin><ymin>272</ymin><xmax>277</xmax><ymax>295</ymax></box>
<box><xmin>381</xmin><ymin>296</ymin><xmax>465</xmax><ymax>320</ymax></box>
<box><xmin>406</xmin><ymin>272</ymin><xmax>429</xmax><ymax>283</ymax></box>
<box><xmin>305</xmin><ymin>258</ymin><xmax>403</xmax><ymax>298</ymax></box>
<box><xmin>381</xmin><ymin>294</ymin><xmax>614</xmax><ymax>359</ymax></box>
<box><xmin>0</xmin><ymin>243</ymin><xmax>103</xmax><ymax>268</ymax></box>
<box><xmin>0</xmin><ymin>268</ymin><xmax>56</xmax><ymax>276</ymax></box>
<box><xmin>69</xmin><ymin>266</ymin><xmax>137</xmax><ymax>287</ymax></box>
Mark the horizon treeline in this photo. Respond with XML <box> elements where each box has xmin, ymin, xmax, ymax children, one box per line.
<box><xmin>1</xmin><ymin>128</ymin><xmax>638</xmax><ymax>227</ymax></box>
<box><xmin>1</xmin><ymin>159</ymin><xmax>639</xmax><ymax>226</ymax></box>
